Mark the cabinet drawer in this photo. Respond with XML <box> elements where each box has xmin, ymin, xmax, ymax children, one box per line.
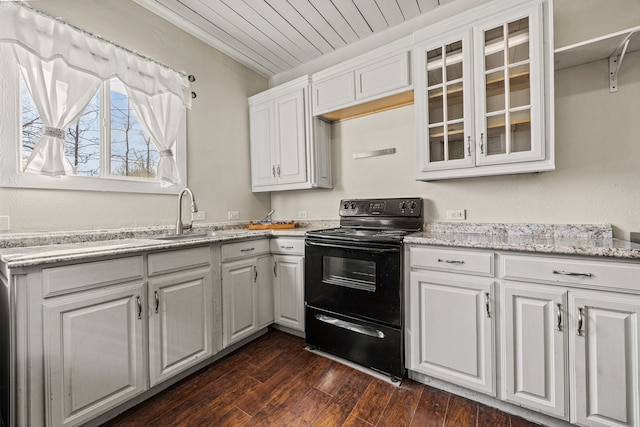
<box><xmin>502</xmin><ymin>255</ymin><xmax>640</xmax><ymax>292</ymax></box>
<box><xmin>148</xmin><ymin>246</ymin><xmax>210</xmax><ymax>276</ymax></box>
<box><xmin>410</xmin><ymin>246</ymin><xmax>494</xmax><ymax>276</ymax></box>
<box><xmin>270</xmin><ymin>237</ymin><xmax>304</xmax><ymax>255</ymax></box>
<box><xmin>221</xmin><ymin>239</ymin><xmax>270</xmax><ymax>262</ymax></box>
<box><xmin>42</xmin><ymin>256</ymin><xmax>144</xmax><ymax>297</ymax></box>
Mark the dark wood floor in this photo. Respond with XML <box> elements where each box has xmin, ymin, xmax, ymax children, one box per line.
<box><xmin>101</xmin><ymin>330</ymin><xmax>542</xmax><ymax>427</ymax></box>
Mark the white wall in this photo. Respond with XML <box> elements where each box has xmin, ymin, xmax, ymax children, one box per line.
<box><xmin>0</xmin><ymin>0</ymin><xmax>270</xmax><ymax>233</ymax></box>
<box><xmin>271</xmin><ymin>0</ymin><xmax>640</xmax><ymax>239</ymax></box>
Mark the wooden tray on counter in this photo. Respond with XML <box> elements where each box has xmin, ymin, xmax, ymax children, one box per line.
<box><xmin>248</xmin><ymin>221</ymin><xmax>295</xmax><ymax>230</ymax></box>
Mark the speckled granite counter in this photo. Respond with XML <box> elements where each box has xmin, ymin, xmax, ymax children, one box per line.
<box><xmin>0</xmin><ymin>221</ymin><xmax>338</xmax><ymax>268</ymax></box>
<box><xmin>405</xmin><ymin>222</ymin><xmax>640</xmax><ymax>260</ymax></box>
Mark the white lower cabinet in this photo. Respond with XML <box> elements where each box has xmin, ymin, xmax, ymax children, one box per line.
<box><xmin>43</xmin><ymin>282</ymin><xmax>147</xmax><ymax>427</ymax></box>
<box><xmin>221</xmin><ymin>239</ymin><xmax>272</xmax><ymax>347</ymax></box>
<box><xmin>148</xmin><ymin>268</ymin><xmax>213</xmax><ymax>387</ymax></box>
<box><xmin>569</xmin><ymin>290</ymin><xmax>640</xmax><ymax>427</ymax></box>
<box><xmin>500</xmin><ymin>281</ymin><xmax>568</xmax><ymax>419</ymax></box>
<box><xmin>271</xmin><ymin>237</ymin><xmax>305</xmax><ymax>332</ymax></box>
<box><xmin>408</xmin><ymin>245</ymin><xmax>640</xmax><ymax>427</ymax></box>
<box><xmin>409</xmin><ymin>271</ymin><xmax>495</xmax><ymax>394</ymax></box>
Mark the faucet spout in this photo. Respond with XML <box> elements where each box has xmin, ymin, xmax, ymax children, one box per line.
<box><xmin>176</xmin><ymin>188</ymin><xmax>198</xmax><ymax>235</ymax></box>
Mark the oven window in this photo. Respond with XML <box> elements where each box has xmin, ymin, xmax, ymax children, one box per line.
<box><xmin>322</xmin><ymin>256</ymin><xmax>376</xmax><ymax>292</ymax></box>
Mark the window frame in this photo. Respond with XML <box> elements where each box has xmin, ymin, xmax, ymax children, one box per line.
<box><xmin>0</xmin><ymin>45</ymin><xmax>188</xmax><ymax>195</ymax></box>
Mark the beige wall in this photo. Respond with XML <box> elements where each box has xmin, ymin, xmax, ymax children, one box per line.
<box><xmin>0</xmin><ymin>0</ymin><xmax>270</xmax><ymax>233</ymax></box>
<box><xmin>2</xmin><ymin>0</ymin><xmax>640</xmax><ymax>240</ymax></box>
<box><xmin>271</xmin><ymin>0</ymin><xmax>640</xmax><ymax>240</ymax></box>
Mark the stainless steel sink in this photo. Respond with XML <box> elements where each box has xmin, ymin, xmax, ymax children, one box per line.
<box><xmin>152</xmin><ymin>230</ymin><xmax>241</xmax><ymax>241</ymax></box>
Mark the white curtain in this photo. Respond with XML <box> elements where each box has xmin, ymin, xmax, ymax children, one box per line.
<box><xmin>0</xmin><ymin>2</ymin><xmax>191</xmax><ymax>107</ymax></box>
<box><xmin>16</xmin><ymin>47</ymin><xmax>102</xmax><ymax>176</ymax></box>
<box><xmin>126</xmin><ymin>88</ymin><xmax>184</xmax><ymax>187</ymax></box>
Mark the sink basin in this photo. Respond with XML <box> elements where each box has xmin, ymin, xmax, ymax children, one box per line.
<box><xmin>152</xmin><ymin>230</ymin><xmax>240</xmax><ymax>241</ymax></box>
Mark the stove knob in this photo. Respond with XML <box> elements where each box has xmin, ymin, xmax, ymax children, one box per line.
<box><xmin>350</xmin><ymin>203</ymin><xmax>356</xmax><ymax>210</ymax></box>
<box><xmin>410</xmin><ymin>201</ymin><xmax>417</xmax><ymax>210</ymax></box>
<box><xmin>400</xmin><ymin>201</ymin><xmax>407</xmax><ymax>210</ymax></box>
<box><xmin>343</xmin><ymin>202</ymin><xmax>349</xmax><ymax>209</ymax></box>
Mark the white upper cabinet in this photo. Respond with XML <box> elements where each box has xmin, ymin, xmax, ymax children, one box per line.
<box><xmin>249</xmin><ymin>75</ymin><xmax>331</xmax><ymax>192</ymax></box>
<box><xmin>414</xmin><ymin>0</ymin><xmax>553</xmax><ymax>180</ymax></box>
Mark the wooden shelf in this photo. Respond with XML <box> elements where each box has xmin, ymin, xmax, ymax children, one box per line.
<box><xmin>555</xmin><ymin>26</ymin><xmax>640</xmax><ymax>70</ymax></box>
<box><xmin>320</xmin><ymin>91</ymin><xmax>414</xmax><ymax>122</ymax></box>
<box><xmin>428</xmin><ymin>118</ymin><xmax>530</xmax><ymax>139</ymax></box>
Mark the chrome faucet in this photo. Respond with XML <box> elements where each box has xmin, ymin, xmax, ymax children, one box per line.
<box><xmin>175</xmin><ymin>188</ymin><xmax>198</xmax><ymax>235</ymax></box>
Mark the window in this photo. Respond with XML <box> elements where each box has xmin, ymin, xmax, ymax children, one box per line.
<box><xmin>0</xmin><ymin>47</ymin><xmax>187</xmax><ymax>195</ymax></box>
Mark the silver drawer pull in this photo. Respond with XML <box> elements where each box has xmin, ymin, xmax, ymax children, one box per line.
<box><xmin>240</xmin><ymin>247</ymin><xmax>255</xmax><ymax>253</ymax></box>
<box><xmin>315</xmin><ymin>314</ymin><xmax>385</xmax><ymax>339</ymax></box>
<box><xmin>438</xmin><ymin>258</ymin><xmax>465</xmax><ymax>264</ymax></box>
<box><xmin>552</xmin><ymin>269</ymin><xmax>593</xmax><ymax>277</ymax></box>
<box><xmin>281</xmin><ymin>245</ymin><xmax>294</xmax><ymax>249</ymax></box>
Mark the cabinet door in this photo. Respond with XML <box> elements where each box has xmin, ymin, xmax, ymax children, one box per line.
<box><xmin>256</xmin><ymin>254</ymin><xmax>274</xmax><ymax>328</ymax></box>
<box><xmin>570</xmin><ymin>291</ymin><xmax>640</xmax><ymax>427</ymax></box>
<box><xmin>221</xmin><ymin>258</ymin><xmax>257</xmax><ymax>347</ymax></box>
<box><xmin>415</xmin><ymin>30</ymin><xmax>475</xmax><ymax>174</ymax></box>
<box><xmin>273</xmin><ymin>254</ymin><xmax>305</xmax><ymax>331</ymax></box>
<box><xmin>274</xmin><ymin>87</ymin><xmax>307</xmax><ymax>185</ymax></box>
<box><xmin>43</xmin><ymin>283</ymin><xmax>146</xmax><ymax>427</ymax></box>
<box><xmin>148</xmin><ymin>268</ymin><xmax>213</xmax><ymax>387</ymax></box>
<box><xmin>501</xmin><ymin>282</ymin><xmax>567</xmax><ymax>419</ymax></box>
<box><xmin>408</xmin><ymin>271</ymin><xmax>494</xmax><ymax>395</ymax></box>
<box><xmin>474</xmin><ymin>3</ymin><xmax>544</xmax><ymax>166</ymax></box>
<box><xmin>249</xmin><ymin>99</ymin><xmax>277</xmax><ymax>188</ymax></box>
<box><xmin>313</xmin><ymin>72</ymin><xmax>355</xmax><ymax>114</ymax></box>
<box><xmin>355</xmin><ymin>51</ymin><xmax>410</xmax><ymax>100</ymax></box>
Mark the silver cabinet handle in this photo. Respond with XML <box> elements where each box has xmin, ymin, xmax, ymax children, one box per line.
<box><xmin>154</xmin><ymin>291</ymin><xmax>159</xmax><ymax>314</ymax></box>
<box><xmin>315</xmin><ymin>314</ymin><xmax>385</xmax><ymax>338</ymax></box>
<box><xmin>556</xmin><ymin>303</ymin><xmax>562</xmax><ymax>331</ymax></box>
<box><xmin>272</xmin><ymin>165</ymin><xmax>276</xmax><ymax>177</ymax></box>
<box><xmin>273</xmin><ymin>261</ymin><xmax>278</xmax><ymax>277</ymax></box>
<box><xmin>281</xmin><ymin>245</ymin><xmax>294</xmax><ymax>250</ymax></box>
<box><xmin>136</xmin><ymin>296</ymin><xmax>142</xmax><ymax>320</ymax></box>
<box><xmin>553</xmin><ymin>269</ymin><xmax>593</xmax><ymax>278</ymax></box>
<box><xmin>467</xmin><ymin>136</ymin><xmax>471</xmax><ymax>156</ymax></box>
<box><xmin>479</xmin><ymin>132</ymin><xmax>484</xmax><ymax>154</ymax></box>
<box><xmin>277</xmin><ymin>164</ymin><xmax>281</xmax><ymax>177</ymax></box>
<box><xmin>485</xmin><ymin>292</ymin><xmax>491</xmax><ymax>318</ymax></box>
<box><xmin>254</xmin><ymin>265</ymin><xmax>258</xmax><ymax>282</ymax></box>
<box><xmin>240</xmin><ymin>247</ymin><xmax>255</xmax><ymax>253</ymax></box>
<box><xmin>438</xmin><ymin>258</ymin><xmax>465</xmax><ymax>264</ymax></box>
<box><xmin>577</xmin><ymin>307</ymin><xmax>585</xmax><ymax>336</ymax></box>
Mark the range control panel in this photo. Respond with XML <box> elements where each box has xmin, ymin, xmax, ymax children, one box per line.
<box><xmin>339</xmin><ymin>198</ymin><xmax>423</xmax><ymax>217</ymax></box>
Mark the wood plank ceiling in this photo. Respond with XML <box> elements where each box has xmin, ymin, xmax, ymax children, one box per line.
<box><xmin>133</xmin><ymin>0</ymin><xmax>458</xmax><ymax>78</ymax></box>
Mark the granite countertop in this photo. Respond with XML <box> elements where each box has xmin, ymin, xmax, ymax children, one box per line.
<box><xmin>0</xmin><ymin>221</ymin><xmax>337</xmax><ymax>269</ymax></box>
<box><xmin>405</xmin><ymin>223</ymin><xmax>640</xmax><ymax>260</ymax></box>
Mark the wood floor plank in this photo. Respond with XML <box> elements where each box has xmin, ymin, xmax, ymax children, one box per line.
<box><xmin>410</xmin><ymin>384</ymin><xmax>450</xmax><ymax>427</ymax></box>
<box><xmin>349</xmin><ymin>378</ymin><xmax>396</xmax><ymax>425</ymax></box>
<box><xmin>97</xmin><ymin>330</ymin><xmax>533</xmax><ymax>427</ymax></box>
<box><xmin>477</xmin><ymin>404</ymin><xmax>510</xmax><ymax>427</ymax></box>
<box><xmin>311</xmin><ymin>369</ymin><xmax>374</xmax><ymax>427</ymax></box>
<box><xmin>443</xmin><ymin>394</ymin><xmax>478</xmax><ymax>427</ymax></box>
<box><xmin>314</xmin><ymin>361</ymin><xmax>355</xmax><ymax>396</ymax></box>
<box><xmin>376</xmin><ymin>380</ymin><xmax>424</xmax><ymax>427</ymax></box>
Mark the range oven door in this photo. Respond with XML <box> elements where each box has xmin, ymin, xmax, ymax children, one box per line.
<box><xmin>304</xmin><ymin>238</ymin><xmax>402</xmax><ymax>327</ymax></box>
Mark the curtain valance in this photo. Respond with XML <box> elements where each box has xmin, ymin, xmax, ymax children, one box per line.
<box><xmin>0</xmin><ymin>1</ymin><xmax>192</xmax><ymax>108</ymax></box>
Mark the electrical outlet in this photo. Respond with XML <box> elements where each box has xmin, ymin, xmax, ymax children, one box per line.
<box><xmin>298</xmin><ymin>211</ymin><xmax>308</xmax><ymax>219</ymax></box>
<box><xmin>0</xmin><ymin>216</ymin><xmax>9</xmax><ymax>231</ymax></box>
<box><xmin>446</xmin><ymin>209</ymin><xmax>466</xmax><ymax>220</ymax></box>
<box><xmin>192</xmin><ymin>211</ymin><xmax>206</xmax><ymax>221</ymax></box>
<box><xmin>228</xmin><ymin>211</ymin><xmax>239</xmax><ymax>220</ymax></box>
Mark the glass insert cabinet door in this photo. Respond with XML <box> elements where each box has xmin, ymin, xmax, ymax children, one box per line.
<box><xmin>475</xmin><ymin>7</ymin><xmax>544</xmax><ymax>166</ymax></box>
<box><xmin>418</xmin><ymin>31</ymin><xmax>474</xmax><ymax>171</ymax></box>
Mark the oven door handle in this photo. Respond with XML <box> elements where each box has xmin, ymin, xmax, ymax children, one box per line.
<box><xmin>315</xmin><ymin>313</ymin><xmax>385</xmax><ymax>339</ymax></box>
<box><xmin>305</xmin><ymin>240</ymin><xmax>400</xmax><ymax>254</ymax></box>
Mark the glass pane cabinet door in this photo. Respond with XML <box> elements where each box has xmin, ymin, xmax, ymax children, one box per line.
<box><xmin>419</xmin><ymin>32</ymin><xmax>474</xmax><ymax>171</ymax></box>
<box><xmin>476</xmin><ymin>8</ymin><xmax>543</xmax><ymax>166</ymax></box>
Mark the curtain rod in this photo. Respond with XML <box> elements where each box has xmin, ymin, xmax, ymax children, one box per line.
<box><xmin>10</xmin><ymin>1</ymin><xmax>190</xmax><ymax>78</ymax></box>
